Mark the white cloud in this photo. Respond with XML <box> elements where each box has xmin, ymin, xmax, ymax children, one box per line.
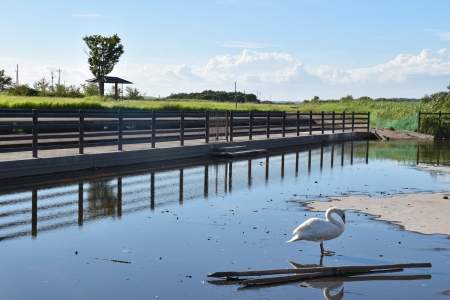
<box><xmin>3</xmin><ymin>48</ymin><xmax>450</xmax><ymax>100</ymax></box>
<box><xmin>218</xmin><ymin>41</ymin><xmax>273</xmax><ymax>49</ymax></box>
<box><xmin>306</xmin><ymin>48</ymin><xmax>450</xmax><ymax>83</ymax></box>
<box><xmin>437</xmin><ymin>31</ymin><xmax>450</xmax><ymax>41</ymax></box>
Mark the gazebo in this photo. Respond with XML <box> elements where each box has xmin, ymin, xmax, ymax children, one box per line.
<box><xmin>86</xmin><ymin>76</ymin><xmax>133</xmax><ymax>99</ymax></box>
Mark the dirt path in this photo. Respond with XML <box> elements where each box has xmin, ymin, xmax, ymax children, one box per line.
<box><xmin>373</xmin><ymin>128</ymin><xmax>433</xmax><ymax>140</ymax></box>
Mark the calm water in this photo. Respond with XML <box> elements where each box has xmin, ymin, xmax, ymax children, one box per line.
<box><xmin>0</xmin><ymin>140</ymin><xmax>449</xmax><ymax>299</ymax></box>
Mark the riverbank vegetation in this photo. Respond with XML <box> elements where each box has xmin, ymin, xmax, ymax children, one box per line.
<box><xmin>0</xmin><ymin>94</ymin><xmax>428</xmax><ymax>130</ymax></box>
<box><xmin>0</xmin><ymin>84</ymin><xmax>448</xmax><ymax>132</ymax></box>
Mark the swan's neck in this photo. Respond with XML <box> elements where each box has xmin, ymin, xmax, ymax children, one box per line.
<box><xmin>325</xmin><ymin>210</ymin><xmax>344</xmax><ymax>228</ymax></box>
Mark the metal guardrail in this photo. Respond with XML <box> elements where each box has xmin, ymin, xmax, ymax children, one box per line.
<box><xmin>0</xmin><ymin>109</ymin><xmax>370</xmax><ymax>157</ymax></box>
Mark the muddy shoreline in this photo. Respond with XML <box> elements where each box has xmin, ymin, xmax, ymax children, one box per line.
<box><xmin>305</xmin><ymin>192</ymin><xmax>450</xmax><ymax>236</ymax></box>
<box><xmin>373</xmin><ymin>128</ymin><xmax>434</xmax><ymax>140</ymax></box>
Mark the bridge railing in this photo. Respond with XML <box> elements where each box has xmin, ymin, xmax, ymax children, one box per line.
<box><xmin>0</xmin><ymin>109</ymin><xmax>370</xmax><ymax>157</ymax></box>
<box><xmin>417</xmin><ymin>111</ymin><xmax>450</xmax><ymax>139</ymax></box>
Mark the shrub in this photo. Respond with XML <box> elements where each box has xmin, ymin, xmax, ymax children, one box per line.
<box><xmin>33</xmin><ymin>78</ymin><xmax>51</xmax><ymax>96</ymax></box>
<box><xmin>7</xmin><ymin>85</ymin><xmax>39</xmax><ymax>96</ymax></box>
<box><xmin>126</xmin><ymin>87</ymin><xmax>144</xmax><ymax>99</ymax></box>
<box><xmin>419</xmin><ymin>115</ymin><xmax>450</xmax><ymax>138</ymax></box>
<box><xmin>82</xmin><ymin>83</ymin><xmax>100</xmax><ymax>96</ymax></box>
<box><xmin>50</xmin><ymin>84</ymin><xmax>84</xmax><ymax>98</ymax></box>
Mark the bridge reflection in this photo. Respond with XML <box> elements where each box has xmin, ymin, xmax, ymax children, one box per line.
<box><xmin>0</xmin><ymin>141</ymin><xmax>369</xmax><ymax>242</ymax></box>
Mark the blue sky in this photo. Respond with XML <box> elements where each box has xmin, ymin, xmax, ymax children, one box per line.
<box><xmin>1</xmin><ymin>0</ymin><xmax>450</xmax><ymax>100</ymax></box>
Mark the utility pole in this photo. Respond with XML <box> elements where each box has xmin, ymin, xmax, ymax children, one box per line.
<box><xmin>57</xmin><ymin>69</ymin><xmax>61</xmax><ymax>86</ymax></box>
<box><xmin>15</xmin><ymin>64</ymin><xmax>19</xmax><ymax>86</ymax></box>
<box><xmin>234</xmin><ymin>81</ymin><xmax>237</xmax><ymax>109</ymax></box>
<box><xmin>51</xmin><ymin>71</ymin><xmax>54</xmax><ymax>90</ymax></box>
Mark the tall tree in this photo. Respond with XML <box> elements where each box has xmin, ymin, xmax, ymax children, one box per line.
<box><xmin>0</xmin><ymin>69</ymin><xmax>12</xmax><ymax>91</ymax></box>
<box><xmin>83</xmin><ymin>34</ymin><xmax>124</xmax><ymax>96</ymax></box>
<box><xmin>33</xmin><ymin>78</ymin><xmax>50</xmax><ymax>96</ymax></box>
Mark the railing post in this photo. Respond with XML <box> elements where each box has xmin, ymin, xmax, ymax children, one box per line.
<box><xmin>118</xmin><ymin>109</ymin><xmax>123</xmax><ymax>151</ymax></box>
<box><xmin>342</xmin><ymin>111</ymin><xmax>346</xmax><ymax>132</ymax></box>
<box><xmin>32</xmin><ymin>109</ymin><xmax>38</xmax><ymax>158</ymax></box>
<box><xmin>31</xmin><ymin>188</ymin><xmax>37</xmax><ymax>237</ymax></box>
<box><xmin>367</xmin><ymin>112</ymin><xmax>371</xmax><ymax>132</ymax></box>
<box><xmin>151</xmin><ymin>110</ymin><xmax>156</xmax><ymax>148</ymax></box>
<box><xmin>180</xmin><ymin>110</ymin><xmax>185</xmax><ymax>146</ymax></box>
<box><xmin>78</xmin><ymin>183</ymin><xmax>84</xmax><ymax>226</ymax></box>
<box><xmin>225</xmin><ymin>111</ymin><xmax>229</xmax><ymax>141</ymax></box>
<box><xmin>417</xmin><ymin>111</ymin><xmax>421</xmax><ymax>132</ymax></box>
<box><xmin>117</xmin><ymin>177</ymin><xmax>122</xmax><ymax>217</ymax></box>
<box><xmin>351</xmin><ymin>111</ymin><xmax>355</xmax><ymax>132</ymax></box>
<box><xmin>282</xmin><ymin>111</ymin><xmax>286</xmax><ymax>137</ymax></box>
<box><xmin>205</xmin><ymin>111</ymin><xmax>210</xmax><ymax>143</ymax></box>
<box><xmin>321</xmin><ymin>111</ymin><xmax>324</xmax><ymax>134</ymax></box>
<box><xmin>332</xmin><ymin>111</ymin><xmax>335</xmax><ymax>133</ymax></box>
<box><xmin>266</xmin><ymin>112</ymin><xmax>270</xmax><ymax>138</ymax></box>
<box><xmin>249</xmin><ymin>111</ymin><xmax>253</xmax><ymax>140</ymax></box>
<box><xmin>230</xmin><ymin>111</ymin><xmax>234</xmax><ymax>142</ymax></box>
<box><xmin>79</xmin><ymin>109</ymin><xmax>84</xmax><ymax>154</ymax></box>
<box><xmin>296</xmin><ymin>110</ymin><xmax>300</xmax><ymax>136</ymax></box>
<box><xmin>309</xmin><ymin>111</ymin><xmax>312</xmax><ymax>135</ymax></box>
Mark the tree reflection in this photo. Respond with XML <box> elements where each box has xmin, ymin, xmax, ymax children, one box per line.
<box><xmin>86</xmin><ymin>180</ymin><xmax>119</xmax><ymax>217</ymax></box>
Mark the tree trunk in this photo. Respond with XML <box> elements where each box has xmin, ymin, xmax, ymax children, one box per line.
<box><xmin>99</xmin><ymin>82</ymin><xmax>105</xmax><ymax>97</ymax></box>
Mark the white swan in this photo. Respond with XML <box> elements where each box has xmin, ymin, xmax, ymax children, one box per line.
<box><xmin>287</xmin><ymin>207</ymin><xmax>346</xmax><ymax>255</ymax></box>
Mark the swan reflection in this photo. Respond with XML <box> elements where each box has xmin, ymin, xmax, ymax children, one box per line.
<box><xmin>301</xmin><ymin>280</ymin><xmax>344</xmax><ymax>300</ymax></box>
<box><xmin>292</xmin><ymin>261</ymin><xmax>346</xmax><ymax>300</ymax></box>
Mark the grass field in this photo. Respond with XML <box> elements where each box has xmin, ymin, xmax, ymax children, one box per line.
<box><xmin>0</xmin><ymin>95</ymin><xmax>437</xmax><ymax>130</ymax></box>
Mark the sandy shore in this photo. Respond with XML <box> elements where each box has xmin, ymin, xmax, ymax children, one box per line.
<box><xmin>306</xmin><ymin>192</ymin><xmax>450</xmax><ymax>235</ymax></box>
<box><xmin>417</xmin><ymin>163</ymin><xmax>450</xmax><ymax>173</ymax></box>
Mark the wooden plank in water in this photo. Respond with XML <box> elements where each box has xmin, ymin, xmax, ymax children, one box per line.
<box><xmin>208</xmin><ymin>263</ymin><xmax>432</xmax><ymax>278</ymax></box>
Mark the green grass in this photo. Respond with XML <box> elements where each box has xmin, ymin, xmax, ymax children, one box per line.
<box><xmin>0</xmin><ymin>95</ymin><xmax>439</xmax><ymax>131</ymax></box>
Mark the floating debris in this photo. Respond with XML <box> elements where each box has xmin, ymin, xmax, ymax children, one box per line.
<box><xmin>95</xmin><ymin>258</ymin><xmax>131</xmax><ymax>264</ymax></box>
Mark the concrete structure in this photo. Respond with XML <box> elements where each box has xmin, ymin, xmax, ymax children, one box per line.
<box><xmin>0</xmin><ymin>131</ymin><xmax>372</xmax><ymax>182</ymax></box>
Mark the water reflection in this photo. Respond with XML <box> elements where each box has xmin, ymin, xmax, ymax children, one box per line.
<box><xmin>0</xmin><ymin>142</ymin><xmax>450</xmax><ymax>240</ymax></box>
<box><xmin>289</xmin><ymin>260</ymin><xmax>431</xmax><ymax>300</ymax></box>
<box><xmin>1</xmin><ymin>140</ymin><xmax>446</xmax><ymax>300</ymax></box>
<box><xmin>0</xmin><ymin>141</ymin><xmax>369</xmax><ymax>242</ymax></box>
<box><xmin>300</xmin><ymin>273</ymin><xmax>433</xmax><ymax>300</ymax></box>
<box><xmin>416</xmin><ymin>140</ymin><xmax>450</xmax><ymax>165</ymax></box>
<box><xmin>1</xmin><ymin>139</ymin><xmax>449</xmax><ymax>243</ymax></box>
<box><xmin>307</xmin><ymin>283</ymin><xmax>344</xmax><ymax>300</ymax></box>
<box><xmin>87</xmin><ymin>180</ymin><xmax>119</xmax><ymax>217</ymax></box>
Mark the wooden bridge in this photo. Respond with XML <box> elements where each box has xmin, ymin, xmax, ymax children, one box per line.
<box><xmin>0</xmin><ymin>109</ymin><xmax>372</xmax><ymax>181</ymax></box>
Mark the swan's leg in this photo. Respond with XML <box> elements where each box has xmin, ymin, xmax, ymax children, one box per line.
<box><xmin>320</xmin><ymin>242</ymin><xmax>335</xmax><ymax>256</ymax></box>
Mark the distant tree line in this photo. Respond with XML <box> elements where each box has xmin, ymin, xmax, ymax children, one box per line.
<box><xmin>0</xmin><ymin>68</ymin><xmax>144</xmax><ymax>99</ymax></box>
<box><xmin>302</xmin><ymin>94</ymin><xmax>422</xmax><ymax>103</ymax></box>
<box><xmin>167</xmin><ymin>90</ymin><xmax>259</xmax><ymax>103</ymax></box>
